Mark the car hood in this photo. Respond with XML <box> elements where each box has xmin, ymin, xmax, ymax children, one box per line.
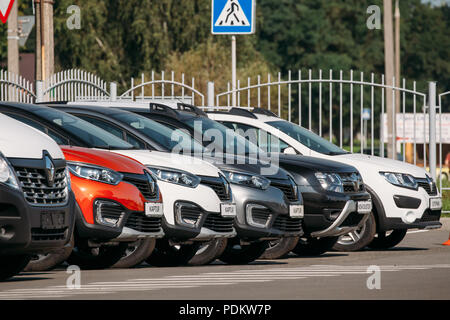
<box><xmin>334</xmin><ymin>153</ymin><xmax>428</xmax><ymax>178</ymax></box>
<box><xmin>279</xmin><ymin>154</ymin><xmax>358</xmax><ymax>173</ymax></box>
<box><xmin>0</xmin><ymin>114</ymin><xmax>64</xmax><ymax>160</ymax></box>
<box><xmin>202</xmin><ymin>154</ymin><xmax>290</xmax><ymax>180</ymax></box>
<box><xmin>111</xmin><ymin>150</ymin><xmax>220</xmax><ymax>177</ymax></box>
<box><xmin>62</xmin><ymin>146</ymin><xmax>147</xmax><ymax>175</ymax></box>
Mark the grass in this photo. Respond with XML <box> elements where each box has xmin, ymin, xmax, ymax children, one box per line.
<box><xmin>439</xmin><ymin>180</ymin><xmax>450</xmax><ymax>217</ymax></box>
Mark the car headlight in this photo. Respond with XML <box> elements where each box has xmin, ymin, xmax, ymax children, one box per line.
<box><xmin>68</xmin><ymin>162</ymin><xmax>123</xmax><ymax>185</ymax></box>
<box><xmin>380</xmin><ymin>172</ymin><xmax>418</xmax><ymax>190</ymax></box>
<box><xmin>0</xmin><ymin>153</ymin><xmax>20</xmax><ymax>190</ymax></box>
<box><xmin>222</xmin><ymin>170</ymin><xmax>271</xmax><ymax>190</ymax></box>
<box><xmin>315</xmin><ymin>172</ymin><xmax>344</xmax><ymax>193</ymax></box>
<box><xmin>147</xmin><ymin>167</ymin><xmax>200</xmax><ymax>188</ymax></box>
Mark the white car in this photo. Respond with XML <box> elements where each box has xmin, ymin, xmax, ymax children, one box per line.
<box><xmin>0</xmin><ymin>103</ymin><xmax>237</xmax><ymax>266</ymax></box>
<box><xmin>0</xmin><ymin>114</ymin><xmax>75</xmax><ymax>280</ymax></box>
<box><xmin>208</xmin><ymin>108</ymin><xmax>443</xmax><ymax>251</ymax></box>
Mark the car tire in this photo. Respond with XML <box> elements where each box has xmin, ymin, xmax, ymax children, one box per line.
<box><xmin>367</xmin><ymin>229</ymin><xmax>408</xmax><ymax>250</ymax></box>
<box><xmin>333</xmin><ymin>212</ymin><xmax>377</xmax><ymax>252</ymax></box>
<box><xmin>0</xmin><ymin>255</ymin><xmax>31</xmax><ymax>281</ymax></box>
<box><xmin>112</xmin><ymin>238</ymin><xmax>156</xmax><ymax>269</ymax></box>
<box><xmin>146</xmin><ymin>239</ymin><xmax>201</xmax><ymax>267</ymax></box>
<box><xmin>188</xmin><ymin>238</ymin><xmax>228</xmax><ymax>266</ymax></box>
<box><xmin>24</xmin><ymin>236</ymin><xmax>74</xmax><ymax>272</ymax></box>
<box><xmin>218</xmin><ymin>238</ymin><xmax>269</xmax><ymax>265</ymax></box>
<box><xmin>292</xmin><ymin>236</ymin><xmax>339</xmax><ymax>256</ymax></box>
<box><xmin>260</xmin><ymin>237</ymin><xmax>300</xmax><ymax>260</ymax></box>
<box><xmin>66</xmin><ymin>239</ymin><xmax>129</xmax><ymax>270</ymax></box>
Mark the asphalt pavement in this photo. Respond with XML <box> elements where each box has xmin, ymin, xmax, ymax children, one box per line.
<box><xmin>0</xmin><ymin>228</ymin><xmax>449</xmax><ymax>300</ymax></box>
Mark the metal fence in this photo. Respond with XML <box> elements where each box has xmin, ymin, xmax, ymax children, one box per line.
<box><xmin>0</xmin><ymin>70</ymin><xmax>35</xmax><ymax>103</ymax></box>
<box><xmin>117</xmin><ymin>72</ymin><xmax>205</xmax><ymax>106</ymax></box>
<box><xmin>39</xmin><ymin>69</ymin><xmax>110</xmax><ymax>102</ymax></box>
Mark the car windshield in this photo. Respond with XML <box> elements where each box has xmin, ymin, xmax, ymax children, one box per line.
<box><xmin>33</xmin><ymin>108</ymin><xmax>135</xmax><ymax>150</ymax></box>
<box><xmin>109</xmin><ymin>112</ymin><xmax>205</xmax><ymax>154</ymax></box>
<box><xmin>267</xmin><ymin>120</ymin><xmax>349</xmax><ymax>155</ymax></box>
<box><xmin>183</xmin><ymin>116</ymin><xmax>262</xmax><ymax>156</ymax></box>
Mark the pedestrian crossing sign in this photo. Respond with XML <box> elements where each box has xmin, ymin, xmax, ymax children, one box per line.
<box><xmin>212</xmin><ymin>0</ymin><xmax>255</xmax><ymax>34</ymax></box>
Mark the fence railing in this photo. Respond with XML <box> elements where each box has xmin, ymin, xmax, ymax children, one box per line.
<box><xmin>0</xmin><ymin>70</ymin><xmax>35</xmax><ymax>103</ymax></box>
<box><xmin>40</xmin><ymin>69</ymin><xmax>110</xmax><ymax>102</ymax></box>
<box><xmin>117</xmin><ymin>72</ymin><xmax>204</xmax><ymax>106</ymax></box>
<box><xmin>215</xmin><ymin>70</ymin><xmax>431</xmax><ymax>166</ymax></box>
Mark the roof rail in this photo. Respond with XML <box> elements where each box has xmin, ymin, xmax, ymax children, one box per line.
<box><xmin>37</xmin><ymin>101</ymin><xmax>69</xmax><ymax>105</ymax></box>
<box><xmin>252</xmin><ymin>108</ymin><xmax>279</xmax><ymax>117</ymax></box>
<box><xmin>229</xmin><ymin>108</ymin><xmax>258</xmax><ymax>119</ymax></box>
<box><xmin>176</xmin><ymin>103</ymin><xmax>208</xmax><ymax>117</ymax></box>
<box><xmin>148</xmin><ymin>103</ymin><xmax>180</xmax><ymax>119</ymax></box>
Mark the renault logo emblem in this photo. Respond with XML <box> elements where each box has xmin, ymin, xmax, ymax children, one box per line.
<box><xmin>44</xmin><ymin>156</ymin><xmax>55</xmax><ymax>187</ymax></box>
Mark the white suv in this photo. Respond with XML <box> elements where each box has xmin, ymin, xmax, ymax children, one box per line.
<box><xmin>209</xmin><ymin>108</ymin><xmax>442</xmax><ymax>251</ymax></box>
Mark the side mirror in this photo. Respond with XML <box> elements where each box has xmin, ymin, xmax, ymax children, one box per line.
<box><xmin>283</xmin><ymin>147</ymin><xmax>297</xmax><ymax>155</ymax></box>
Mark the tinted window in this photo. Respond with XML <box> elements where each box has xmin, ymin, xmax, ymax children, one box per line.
<box><xmin>6</xmin><ymin>112</ymin><xmax>69</xmax><ymax>145</ymax></box>
<box><xmin>31</xmin><ymin>108</ymin><xmax>134</xmax><ymax>150</ymax></box>
<box><xmin>267</xmin><ymin>120</ymin><xmax>348</xmax><ymax>155</ymax></box>
<box><xmin>108</xmin><ymin>112</ymin><xmax>205</xmax><ymax>154</ymax></box>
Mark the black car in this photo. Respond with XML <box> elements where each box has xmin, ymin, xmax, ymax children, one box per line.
<box><xmin>120</xmin><ymin>103</ymin><xmax>373</xmax><ymax>255</ymax></box>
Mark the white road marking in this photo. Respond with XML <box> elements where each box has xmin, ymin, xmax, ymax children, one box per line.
<box><xmin>1</xmin><ymin>264</ymin><xmax>450</xmax><ymax>300</ymax></box>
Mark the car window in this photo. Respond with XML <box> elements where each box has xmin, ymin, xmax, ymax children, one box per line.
<box><xmin>267</xmin><ymin>120</ymin><xmax>348</xmax><ymax>155</ymax></box>
<box><xmin>77</xmin><ymin>115</ymin><xmax>125</xmax><ymax>140</ymax></box>
<box><xmin>31</xmin><ymin>108</ymin><xmax>134</xmax><ymax>150</ymax></box>
<box><xmin>126</xmin><ymin>134</ymin><xmax>147</xmax><ymax>149</ymax></box>
<box><xmin>5</xmin><ymin>112</ymin><xmax>69</xmax><ymax>145</ymax></box>
<box><xmin>221</xmin><ymin>121</ymin><xmax>290</xmax><ymax>153</ymax></box>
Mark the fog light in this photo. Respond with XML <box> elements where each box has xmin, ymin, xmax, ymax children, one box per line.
<box><xmin>174</xmin><ymin>202</ymin><xmax>201</xmax><ymax>228</ymax></box>
<box><xmin>94</xmin><ymin>200</ymin><xmax>124</xmax><ymax>228</ymax></box>
<box><xmin>402</xmin><ymin>211</ymin><xmax>416</xmax><ymax>224</ymax></box>
<box><xmin>0</xmin><ymin>227</ymin><xmax>5</xmax><ymax>236</ymax></box>
<box><xmin>246</xmin><ymin>204</ymin><xmax>271</xmax><ymax>228</ymax></box>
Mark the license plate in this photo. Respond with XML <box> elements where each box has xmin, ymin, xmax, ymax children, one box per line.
<box><xmin>145</xmin><ymin>203</ymin><xmax>164</xmax><ymax>217</ymax></box>
<box><xmin>221</xmin><ymin>203</ymin><xmax>236</xmax><ymax>217</ymax></box>
<box><xmin>357</xmin><ymin>201</ymin><xmax>372</xmax><ymax>213</ymax></box>
<box><xmin>289</xmin><ymin>205</ymin><xmax>304</xmax><ymax>218</ymax></box>
<box><xmin>430</xmin><ymin>198</ymin><xmax>442</xmax><ymax>210</ymax></box>
<box><xmin>41</xmin><ymin>212</ymin><xmax>65</xmax><ymax>230</ymax></box>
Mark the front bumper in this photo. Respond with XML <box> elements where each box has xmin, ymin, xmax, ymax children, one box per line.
<box><xmin>366</xmin><ymin>183</ymin><xmax>442</xmax><ymax>232</ymax></box>
<box><xmin>0</xmin><ymin>184</ymin><xmax>75</xmax><ymax>255</ymax></box>
<box><xmin>75</xmin><ymin>200</ymin><xmax>164</xmax><ymax>242</ymax></box>
<box><xmin>301</xmin><ymin>186</ymin><xmax>371</xmax><ymax>237</ymax></box>
<box><xmin>231</xmin><ymin>184</ymin><xmax>303</xmax><ymax>241</ymax></box>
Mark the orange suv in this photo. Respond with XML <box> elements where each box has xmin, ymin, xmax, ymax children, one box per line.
<box><xmin>27</xmin><ymin>146</ymin><xmax>164</xmax><ymax>270</ymax></box>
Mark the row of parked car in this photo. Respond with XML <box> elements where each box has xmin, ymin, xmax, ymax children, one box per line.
<box><xmin>0</xmin><ymin>101</ymin><xmax>443</xmax><ymax>280</ymax></box>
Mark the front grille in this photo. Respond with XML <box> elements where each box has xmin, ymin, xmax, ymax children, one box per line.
<box><xmin>270</xmin><ymin>182</ymin><xmax>298</xmax><ymax>202</ymax></box>
<box><xmin>203</xmin><ymin>213</ymin><xmax>234</xmax><ymax>233</ymax></box>
<box><xmin>14</xmin><ymin>167</ymin><xmax>68</xmax><ymax>206</ymax></box>
<box><xmin>417</xmin><ymin>179</ymin><xmax>438</xmax><ymax>196</ymax></box>
<box><xmin>272</xmin><ymin>215</ymin><xmax>302</xmax><ymax>233</ymax></box>
<box><xmin>125</xmin><ymin>213</ymin><xmax>162</xmax><ymax>233</ymax></box>
<box><xmin>340</xmin><ymin>212</ymin><xmax>365</xmax><ymax>227</ymax></box>
<box><xmin>123</xmin><ymin>174</ymin><xmax>158</xmax><ymax>200</ymax></box>
<box><xmin>252</xmin><ymin>208</ymin><xmax>271</xmax><ymax>226</ymax></box>
<box><xmin>420</xmin><ymin>210</ymin><xmax>441</xmax><ymax>222</ymax></box>
<box><xmin>200</xmin><ymin>176</ymin><xmax>231</xmax><ymax>201</ymax></box>
<box><xmin>340</xmin><ymin>173</ymin><xmax>365</xmax><ymax>193</ymax></box>
<box><xmin>179</xmin><ymin>205</ymin><xmax>202</xmax><ymax>225</ymax></box>
<box><xmin>31</xmin><ymin>228</ymin><xmax>67</xmax><ymax>241</ymax></box>
<box><xmin>97</xmin><ymin>202</ymin><xmax>123</xmax><ymax>221</ymax></box>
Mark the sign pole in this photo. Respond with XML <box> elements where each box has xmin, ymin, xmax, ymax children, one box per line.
<box><xmin>231</xmin><ymin>35</ymin><xmax>237</xmax><ymax>108</ymax></box>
